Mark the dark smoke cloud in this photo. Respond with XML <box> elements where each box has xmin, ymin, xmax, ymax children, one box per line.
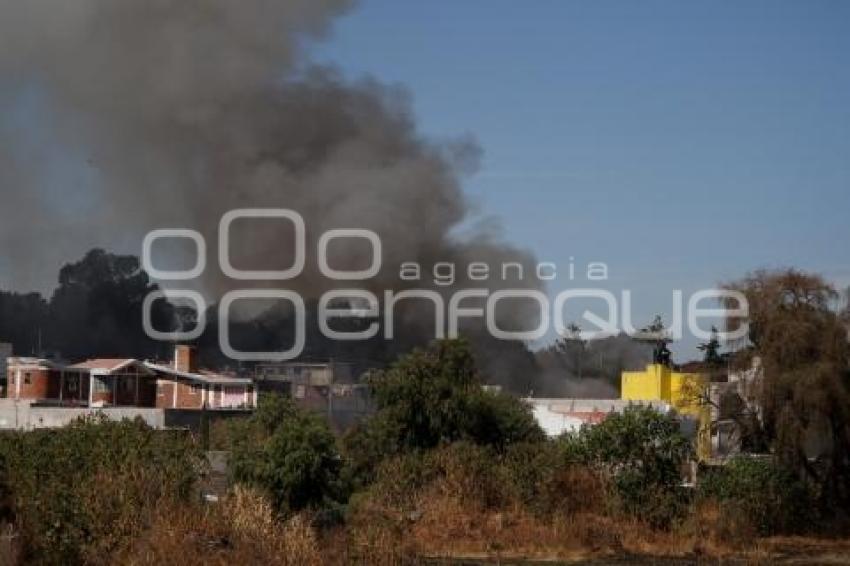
<box><xmin>0</xmin><ymin>0</ymin><xmax>537</xmax><ymax>294</ymax></box>
<box><xmin>0</xmin><ymin>0</ymin><xmax>550</xmax><ymax>390</ymax></box>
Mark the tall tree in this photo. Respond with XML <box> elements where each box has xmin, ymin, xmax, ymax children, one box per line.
<box><xmin>697</xmin><ymin>325</ymin><xmax>724</xmax><ymax>367</ymax></box>
<box><xmin>47</xmin><ymin>249</ymin><xmax>176</xmax><ymax>360</ymax></box>
<box><xmin>343</xmin><ymin>339</ymin><xmax>543</xmax><ymax>486</ymax></box>
<box><xmin>725</xmin><ymin>269</ymin><xmax>850</xmax><ymax>509</ymax></box>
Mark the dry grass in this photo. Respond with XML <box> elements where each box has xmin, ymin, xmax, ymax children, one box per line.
<box><xmin>0</xmin><ymin>524</ymin><xmax>19</xmax><ymax>566</ymax></box>
<box><xmin>343</xmin><ymin>455</ymin><xmax>759</xmax><ymax>563</ymax></box>
<box><xmin>4</xmin><ymin>481</ymin><xmax>847</xmax><ymax>564</ymax></box>
<box><xmin>116</xmin><ymin>486</ymin><xmax>321</xmax><ymax>566</ymax></box>
<box><xmin>344</xmin><ymin>489</ymin><xmax>793</xmax><ymax>563</ymax></box>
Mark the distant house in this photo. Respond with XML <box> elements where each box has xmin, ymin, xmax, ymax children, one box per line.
<box><xmin>254</xmin><ymin>361</ymin><xmax>370</xmax><ymax>430</ymax></box>
<box><xmin>7</xmin><ymin>357</ymin><xmax>89</xmax><ymax>404</ymax></box>
<box><xmin>68</xmin><ymin>358</ymin><xmax>157</xmax><ymax>406</ymax></box>
<box><xmin>527</xmin><ymin>362</ymin><xmax>709</xmax><ymax>456</ymax></box>
<box><xmin>145</xmin><ymin>346</ymin><xmax>256</xmax><ymax>409</ymax></box>
<box><xmin>5</xmin><ymin>346</ymin><xmax>256</xmax><ymax>410</ymax></box>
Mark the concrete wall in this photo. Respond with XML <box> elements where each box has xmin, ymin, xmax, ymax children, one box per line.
<box><xmin>527</xmin><ymin>398</ymin><xmax>674</xmax><ymax>437</ymax></box>
<box><xmin>0</xmin><ymin>399</ymin><xmax>165</xmax><ymax>430</ymax></box>
<box><xmin>530</xmin><ymin>402</ymin><xmax>588</xmax><ymax>436</ymax></box>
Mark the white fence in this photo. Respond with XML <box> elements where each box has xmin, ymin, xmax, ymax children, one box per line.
<box><xmin>0</xmin><ymin>399</ymin><xmax>165</xmax><ymax>430</ymax></box>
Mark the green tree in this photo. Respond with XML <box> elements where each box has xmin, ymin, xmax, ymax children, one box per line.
<box><xmin>572</xmin><ymin>405</ymin><xmax>692</xmax><ymax>526</ymax></box>
<box><xmin>0</xmin><ymin>416</ymin><xmax>200</xmax><ymax>564</ymax></box>
<box><xmin>48</xmin><ymin>248</ymin><xmax>177</xmax><ymax>360</ymax></box>
<box><xmin>367</xmin><ymin>338</ymin><xmax>480</xmax><ymax>450</ymax></box>
<box><xmin>464</xmin><ymin>389</ymin><xmax>546</xmax><ymax>450</ymax></box>
<box><xmin>227</xmin><ymin>395</ymin><xmax>343</xmax><ymax>515</ymax></box>
<box><xmin>725</xmin><ymin>269</ymin><xmax>850</xmax><ymax>510</ymax></box>
<box><xmin>343</xmin><ymin>339</ymin><xmax>543</xmax><ymax>486</ymax></box>
<box><xmin>553</xmin><ymin>322</ymin><xmax>587</xmax><ymax>379</ymax></box>
<box><xmin>697</xmin><ymin>325</ymin><xmax>724</xmax><ymax>367</ymax></box>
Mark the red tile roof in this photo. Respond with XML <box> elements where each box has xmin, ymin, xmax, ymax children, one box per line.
<box><xmin>143</xmin><ymin>362</ymin><xmax>253</xmax><ymax>385</ymax></box>
<box><xmin>68</xmin><ymin>358</ymin><xmax>137</xmax><ymax>372</ymax></box>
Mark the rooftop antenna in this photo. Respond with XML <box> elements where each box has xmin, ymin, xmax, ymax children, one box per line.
<box><xmin>630</xmin><ymin>315</ymin><xmax>672</xmax><ymax>366</ymax></box>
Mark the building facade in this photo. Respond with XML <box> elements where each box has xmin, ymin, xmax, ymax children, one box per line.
<box><xmin>621</xmin><ymin>363</ymin><xmax>711</xmax><ymax>460</ymax></box>
<box><xmin>5</xmin><ymin>346</ymin><xmax>256</xmax><ymax>411</ymax></box>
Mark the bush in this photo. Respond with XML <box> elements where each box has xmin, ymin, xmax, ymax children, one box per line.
<box><xmin>463</xmin><ymin>390</ymin><xmax>546</xmax><ymax>450</ymax></box>
<box><xmin>354</xmin><ymin>443</ymin><xmax>506</xmax><ymax>514</ymax></box>
<box><xmin>343</xmin><ymin>339</ymin><xmax>543</xmax><ymax>486</ymax></box>
<box><xmin>356</xmin><ymin>450</ymin><xmax>438</xmax><ymax>512</ymax></box>
<box><xmin>571</xmin><ymin>405</ymin><xmax>692</xmax><ymax>528</ymax></box>
<box><xmin>698</xmin><ymin>456</ymin><xmax>814</xmax><ymax>535</ymax></box>
<box><xmin>225</xmin><ymin>394</ymin><xmax>344</xmax><ymax>516</ymax></box>
<box><xmin>0</xmin><ymin>416</ymin><xmax>201</xmax><ymax>564</ymax></box>
<box><xmin>433</xmin><ymin>442</ymin><xmax>508</xmax><ymax>510</ymax></box>
<box><xmin>502</xmin><ymin>441</ymin><xmax>607</xmax><ymax>518</ymax></box>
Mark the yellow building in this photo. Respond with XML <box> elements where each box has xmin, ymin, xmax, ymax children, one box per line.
<box><xmin>621</xmin><ymin>364</ymin><xmax>711</xmax><ymax>460</ymax></box>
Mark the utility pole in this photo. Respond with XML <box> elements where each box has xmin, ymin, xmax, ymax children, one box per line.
<box><xmin>327</xmin><ymin>357</ymin><xmax>334</xmax><ymax>426</ymax></box>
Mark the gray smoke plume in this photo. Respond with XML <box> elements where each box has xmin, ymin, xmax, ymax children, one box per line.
<box><xmin>0</xmin><ymin>0</ymin><xmax>548</xmax><ymax>389</ymax></box>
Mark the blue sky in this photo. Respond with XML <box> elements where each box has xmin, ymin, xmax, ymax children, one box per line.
<box><xmin>309</xmin><ymin>0</ymin><xmax>850</xmax><ymax>356</ymax></box>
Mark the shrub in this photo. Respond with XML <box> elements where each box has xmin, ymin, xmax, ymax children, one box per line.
<box><xmin>572</xmin><ymin>405</ymin><xmax>692</xmax><ymax>528</ymax></box>
<box><xmin>502</xmin><ymin>441</ymin><xmax>607</xmax><ymax>518</ymax></box>
<box><xmin>433</xmin><ymin>442</ymin><xmax>508</xmax><ymax>510</ymax></box>
<box><xmin>353</xmin><ymin>442</ymin><xmax>507</xmax><ymax>515</ymax></box>
<box><xmin>0</xmin><ymin>416</ymin><xmax>201</xmax><ymax>564</ymax></box>
<box><xmin>225</xmin><ymin>394</ymin><xmax>344</xmax><ymax>516</ymax></box>
<box><xmin>698</xmin><ymin>456</ymin><xmax>814</xmax><ymax>535</ymax></box>
<box><xmin>343</xmin><ymin>339</ymin><xmax>543</xmax><ymax>487</ymax></box>
<box><xmin>357</xmin><ymin>450</ymin><xmax>438</xmax><ymax>511</ymax></box>
<box><xmin>463</xmin><ymin>390</ymin><xmax>546</xmax><ymax>450</ymax></box>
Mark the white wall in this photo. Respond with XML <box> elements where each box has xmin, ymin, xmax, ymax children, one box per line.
<box><xmin>0</xmin><ymin>399</ymin><xmax>165</xmax><ymax>430</ymax></box>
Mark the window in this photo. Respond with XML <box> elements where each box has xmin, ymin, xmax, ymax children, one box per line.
<box><xmin>94</xmin><ymin>377</ymin><xmax>110</xmax><ymax>393</ymax></box>
<box><xmin>68</xmin><ymin>377</ymin><xmax>78</xmax><ymax>393</ymax></box>
<box><xmin>23</xmin><ymin>372</ymin><xmax>31</xmax><ymax>385</ymax></box>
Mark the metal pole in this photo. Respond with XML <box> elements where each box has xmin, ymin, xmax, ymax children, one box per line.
<box><xmin>328</xmin><ymin>358</ymin><xmax>334</xmax><ymax>425</ymax></box>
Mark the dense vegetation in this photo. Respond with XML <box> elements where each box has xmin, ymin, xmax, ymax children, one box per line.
<box><xmin>0</xmin><ymin>417</ymin><xmax>200</xmax><ymax>564</ymax></box>
<box><xmin>0</xmin><ymin>266</ymin><xmax>848</xmax><ymax>562</ymax></box>
<box><xmin>0</xmin><ymin>249</ymin><xmax>177</xmax><ymax>361</ymax></box>
<box><xmin>223</xmin><ymin>394</ymin><xmax>345</xmax><ymax>517</ymax></box>
<box><xmin>724</xmin><ymin>269</ymin><xmax>850</xmax><ymax>517</ymax></box>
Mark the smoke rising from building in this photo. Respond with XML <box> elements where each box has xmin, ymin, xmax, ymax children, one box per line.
<box><xmin>0</xmin><ymin>0</ymin><xmax>538</xmax><ymax>295</ymax></box>
<box><xmin>0</xmin><ymin>0</ymin><xmax>566</xmax><ymax>392</ymax></box>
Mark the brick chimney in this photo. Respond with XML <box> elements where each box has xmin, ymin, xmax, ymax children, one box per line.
<box><xmin>174</xmin><ymin>345</ymin><xmax>198</xmax><ymax>373</ymax></box>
